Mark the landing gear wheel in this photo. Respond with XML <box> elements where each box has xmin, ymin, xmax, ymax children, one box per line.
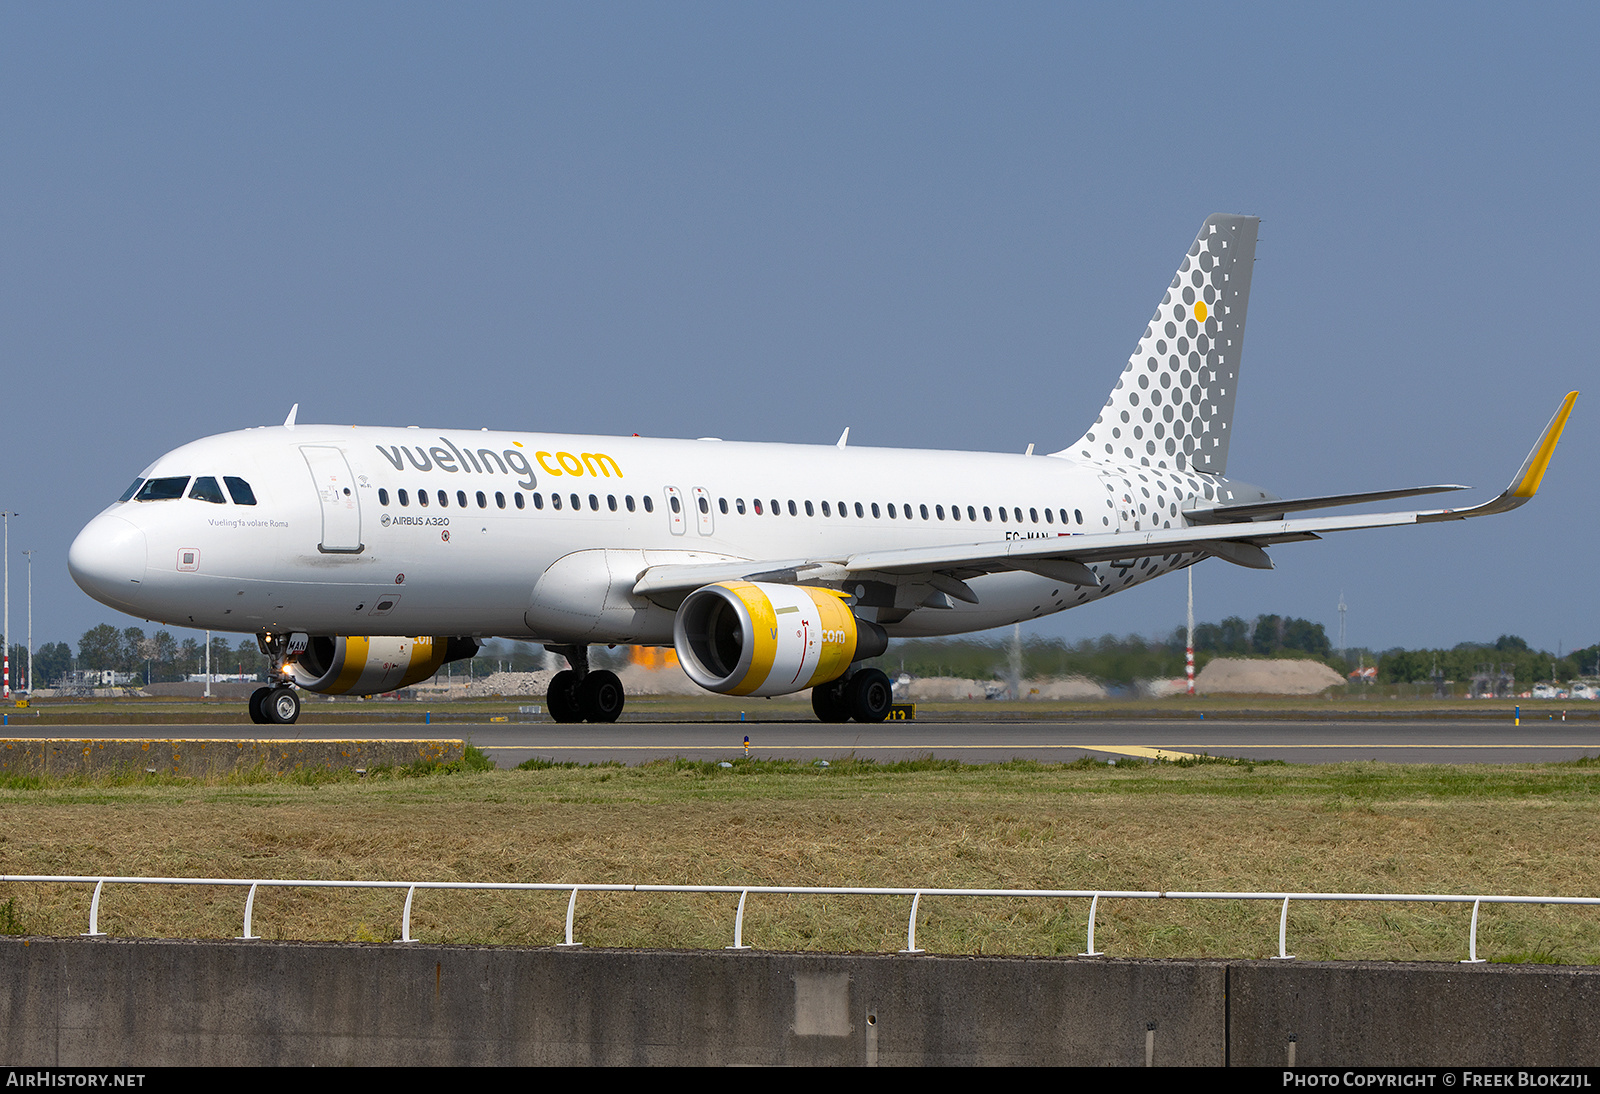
<box><xmin>578</xmin><ymin>670</ymin><xmax>625</xmax><ymax>723</ymax></box>
<box><xmin>248</xmin><ymin>687</ymin><xmax>272</xmax><ymax>725</ymax></box>
<box><xmin>265</xmin><ymin>687</ymin><xmax>300</xmax><ymax>725</ymax></box>
<box><xmin>846</xmin><ymin>669</ymin><xmax>893</xmax><ymax>723</ymax></box>
<box><xmin>547</xmin><ymin>669</ymin><xmax>583</xmax><ymax>723</ymax></box>
<box><xmin>811</xmin><ymin>679</ymin><xmax>850</xmax><ymax>722</ymax></box>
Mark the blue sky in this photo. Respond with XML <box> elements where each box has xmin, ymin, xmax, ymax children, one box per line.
<box><xmin>3</xmin><ymin>3</ymin><xmax>1595</xmax><ymax>657</ymax></box>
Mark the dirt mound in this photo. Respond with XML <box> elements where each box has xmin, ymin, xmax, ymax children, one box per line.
<box><xmin>1196</xmin><ymin>657</ymin><xmax>1344</xmax><ymax>695</ymax></box>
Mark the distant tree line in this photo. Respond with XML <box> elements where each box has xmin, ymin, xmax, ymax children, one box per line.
<box><xmin>874</xmin><ymin>613</ymin><xmax>1331</xmax><ymax>686</ymax></box>
<box><xmin>4</xmin><ymin>618</ymin><xmax>1590</xmax><ymax>691</ymax></box>
<box><xmin>874</xmin><ymin>617</ymin><xmax>1594</xmax><ymax>689</ymax></box>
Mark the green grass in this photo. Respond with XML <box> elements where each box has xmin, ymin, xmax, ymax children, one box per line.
<box><xmin>2</xmin><ymin>754</ymin><xmax>1599</xmax><ymax>961</ymax></box>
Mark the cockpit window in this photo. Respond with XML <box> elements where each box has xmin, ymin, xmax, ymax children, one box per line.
<box><xmin>188</xmin><ymin>477</ymin><xmax>226</xmax><ymax>504</ymax></box>
<box><xmin>224</xmin><ymin>477</ymin><xmax>257</xmax><ymax>506</ymax></box>
<box><xmin>119</xmin><ymin>479</ymin><xmax>145</xmax><ymax>503</ymax></box>
<box><xmin>135</xmin><ymin>476</ymin><xmax>190</xmax><ymax>501</ymax></box>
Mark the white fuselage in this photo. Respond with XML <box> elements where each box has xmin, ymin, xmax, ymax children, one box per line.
<box><xmin>69</xmin><ymin>423</ymin><xmax>1234</xmax><ymax>644</ymax></box>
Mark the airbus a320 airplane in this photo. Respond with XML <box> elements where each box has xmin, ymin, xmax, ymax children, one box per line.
<box><xmin>69</xmin><ymin>215</ymin><xmax>1576</xmax><ymax>726</ymax></box>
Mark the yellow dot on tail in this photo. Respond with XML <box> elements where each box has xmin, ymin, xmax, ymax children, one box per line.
<box><xmin>1194</xmin><ymin>301</ymin><xmax>1208</xmax><ymax>322</ymax></box>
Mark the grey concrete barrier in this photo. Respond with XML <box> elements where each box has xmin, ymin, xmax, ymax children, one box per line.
<box><xmin>0</xmin><ymin>738</ymin><xmax>465</xmax><ymax>777</ymax></box>
<box><xmin>2</xmin><ymin>939</ymin><xmax>1599</xmax><ymax>1065</ymax></box>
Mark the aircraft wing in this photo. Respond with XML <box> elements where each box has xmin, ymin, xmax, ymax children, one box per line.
<box><xmin>632</xmin><ymin>392</ymin><xmax>1577</xmax><ymax>602</ymax></box>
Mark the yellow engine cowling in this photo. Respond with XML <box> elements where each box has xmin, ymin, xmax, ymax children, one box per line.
<box><xmin>287</xmin><ymin>636</ymin><xmax>479</xmax><ymax>695</ymax></box>
<box><xmin>673</xmin><ymin>582</ymin><xmax>888</xmax><ymax>697</ymax></box>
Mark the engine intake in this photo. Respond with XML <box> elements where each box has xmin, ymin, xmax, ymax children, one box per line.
<box><xmin>673</xmin><ymin>581</ymin><xmax>887</xmax><ymax>697</ymax></box>
<box><xmin>288</xmin><ymin>635</ymin><xmax>479</xmax><ymax>695</ymax></box>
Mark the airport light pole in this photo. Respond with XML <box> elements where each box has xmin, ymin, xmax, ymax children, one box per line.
<box><xmin>1</xmin><ymin>511</ymin><xmax>12</xmax><ymax>699</ymax></box>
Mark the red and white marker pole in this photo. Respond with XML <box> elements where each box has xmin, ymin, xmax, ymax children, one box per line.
<box><xmin>1186</xmin><ymin>566</ymin><xmax>1196</xmax><ymax>696</ymax></box>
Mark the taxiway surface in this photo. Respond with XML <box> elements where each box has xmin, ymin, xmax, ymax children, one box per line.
<box><xmin>31</xmin><ymin>719</ymin><xmax>1600</xmax><ymax>765</ymax></box>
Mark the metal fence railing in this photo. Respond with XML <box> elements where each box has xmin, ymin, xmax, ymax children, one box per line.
<box><xmin>4</xmin><ymin>874</ymin><xmax>1598</xmax><ymax>962</ymax></box>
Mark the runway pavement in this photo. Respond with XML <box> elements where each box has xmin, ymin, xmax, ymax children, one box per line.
<box><xmin>26</xmin><ymin>718</ymin><xmax>1600</xmax><ymax>765</ymax></box>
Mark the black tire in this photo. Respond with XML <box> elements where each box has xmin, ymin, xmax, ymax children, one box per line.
<box><xmin>846</xmin><ymin>668</ymin><xmax>893</xmax><ymax>723</ymax></box>
<box><xmin>811</xmin><ymin>679</ymin><xmax>850</xmax><ymax>722</ymax></box>
<box><xmin>266</xmin><ymin>687</ymin><xmax>300</xmax><ymax>725</ymax></box>
<box><xmin>578</xmin><ymin>670</ymin><xmax>625</xmax><ymax>723</ymax></box>
<box><xmin>248</xmin><ymin>687</ymin><xmax>272</xmax><ymax>725</ymax></box>
<box><xmin>547</xmin><ymin>669</ymin><xmax>583</xmax><ymax>723</ymax></box>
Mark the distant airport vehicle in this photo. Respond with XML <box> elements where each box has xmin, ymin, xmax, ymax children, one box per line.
<box><xmin>67</xmin><ymin>216</ymin><xmax>1577</xmax><ymax>726</ymax></box>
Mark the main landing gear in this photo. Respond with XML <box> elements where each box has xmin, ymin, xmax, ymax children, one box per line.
<box><xmin>545</xmin><ymin>644</ymin><xmax>625</xmax><ymax>724</ymax></box>
<box><xmin>811</xmin><ymin>667</ymin><xmax>893</xmax><ymax>724</ymax></box>
<box><xmin>248</xmin><ymin>632</ymin><xmax>302</xmax><ymax>725</ymax></box>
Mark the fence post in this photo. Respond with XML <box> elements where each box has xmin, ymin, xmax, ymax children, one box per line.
<box><xmin>1079</xmin><ymin>893</ymin><xmax>1104</xmax><ymax>956</ymax></box>
<box><xmin>81</xmin><ymin>878</ymin><xmax>107</xmax><ymax>937</ymax></box>
<box><xmin>237</xmin><ymin>882</ymin><xmax>259</xmax><ymax>940</ymax></box>
<box><xmin>899</xmin><ymin>892</ymin><xmax>924</xmax><ymax>954</ymax></box>
<box><xmin>1462</xmin><ymin>899</ymin><xmax>1487</xmax><ymax>963</ymax></box>
<box><xmin>1272</xmin><ymin>896</ymin><xmax>1295</xmax><ymax>960</ymax></box>
<box><xmin>726</xmin><ymin>889</ymin><xmax>751</xmax><ymax>950</ymax></box>
<box><xmin>558</xmin><ymin>887</ymin><xmax>582</xmax><ymax>948</ymax></box>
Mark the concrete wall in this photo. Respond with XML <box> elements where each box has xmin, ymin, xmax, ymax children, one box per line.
<box><xmin>0</xmin><ymin>939</ymin><xmax>1595</xmax><ymax>1066</ymax></box>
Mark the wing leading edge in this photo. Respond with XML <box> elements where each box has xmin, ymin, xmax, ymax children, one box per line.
<box><xmin>632</xmin><ymin>392</ymin><xmax>1578</xmax><ymax>604</ymax></box>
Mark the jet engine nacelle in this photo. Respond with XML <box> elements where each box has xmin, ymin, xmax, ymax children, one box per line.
<box><xmin>287</xmin><ymin>635</ymin><xmax>479</xmax><ymax>695</ymax></box>
<box><xmin>673</xmin><ymin>581</ymin><xmax>888</xmax><ymax>697</ymax></box>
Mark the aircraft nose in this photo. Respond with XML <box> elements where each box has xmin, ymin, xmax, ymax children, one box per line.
<box><xmin>68</xmin><ymin>513</ymin><xmax>149</xmax><ymax>609</ymax></box>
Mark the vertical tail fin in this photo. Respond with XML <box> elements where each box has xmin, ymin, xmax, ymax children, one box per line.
<box><xmin>1056</xmin><ymin>214</ymin><xmax>1259</xmax><ymax>474</ymax></box>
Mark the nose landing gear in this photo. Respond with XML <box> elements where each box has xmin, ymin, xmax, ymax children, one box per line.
<box><xmin>544</xmin><ymin>645</ymin><xmax>625</xmax><ymax>723</ymax></box>
<box><xmin>248</xmin><ymin>632</ymin><xmax>302</xmax><ymax>725</ymax></box>
<box><xmin>248</xmin><ymin>685</ymin><xmax>301</xmax><ymax>725</ymax></box>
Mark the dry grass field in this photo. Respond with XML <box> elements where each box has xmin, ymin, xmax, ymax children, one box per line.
<box><xmin>2</xmin><ymin>753</ymin><xmax>1599</xmax><ymax>963</ymax></box>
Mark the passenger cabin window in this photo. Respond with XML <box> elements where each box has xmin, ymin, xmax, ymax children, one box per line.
<box><xmin>399</xmin><ymin>489</ymin><xmax>410</xmax><ymax>507</ymax></box>
<box><xmin>518</xmin><ymin>493</ymin><xmax>528</xmax><ymax>510</ymax></box>
<box><xmin>735</xmin><ymin>498</ymin><xmax>745</xmax><ymax>514</ymax></box>
<box><xmin>188</xmin><ymin>477</ymin><xmax>226</xmax><ymax>504</ymax></box>
<box><xmin>136</xmin><ymin>477</ymin><xmax>189</xmax><ymax>502</ymax></box>
<box><xmin>477</xmin><ymin>491</ymin><xmax>487</xmax><ymax>508</ymax></box>
<box><xmin>119</xmin><ymin>479</ymin><xmax>145</xmax><ymax>502</ymax></box>
<box><xmin>437</xmin><ymin>490</ymin><xmax>449</xmax><ymax>507</ymax></box>
<box><xmin>495</xmin><ymin>492</ymin><xmax>506</xmax><ymax>509</ymax></box>
<box><xmin>643</xmin><ymin>496</ymin><xmax>654</xmax><ymax>513</ymax></box>
<box><xmin>379</xmin><ymin>488</ymin><xmax>391</xmax><ymax>506</ymax></box>
<box><xmin>418</xmin><ymin>491</ymin><xmax>429</xmax><ymax>507</ymax></box>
